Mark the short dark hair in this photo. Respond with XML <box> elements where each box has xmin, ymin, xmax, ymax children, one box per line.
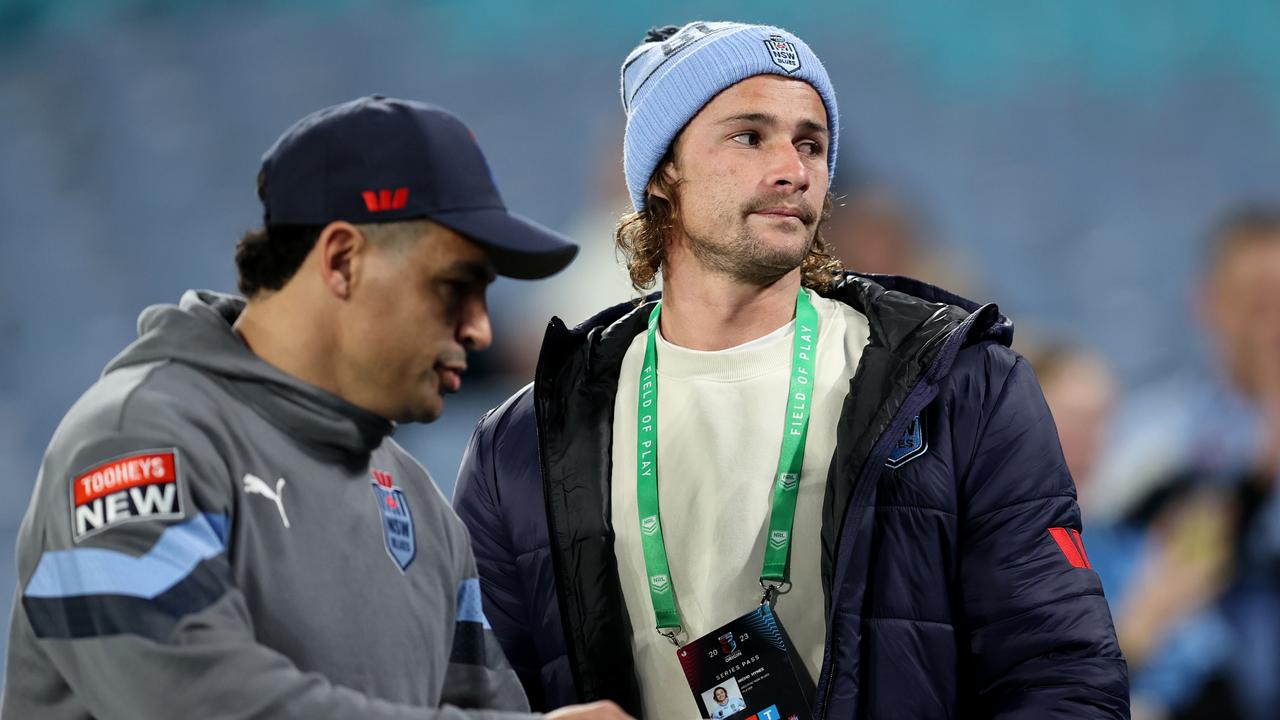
<box><xmin>234</xmin><ymin>224</ymin><xmax>323</xmax><ymax>297</ymax></box>
<box><xmin>1205</xmin><ymin>203</ymin><xmax>1280</xmax><ymax>273</ymax></box>
<box><xmin>236</xmin><ymin>168</ymin><xmax>325</xmax><ymax>297</ymax></box>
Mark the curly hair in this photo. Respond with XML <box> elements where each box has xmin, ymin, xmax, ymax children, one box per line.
<box><xmin>614</xmin><ymin>150</ymin><xmax>843</xmax><ymax>294</ymax></box>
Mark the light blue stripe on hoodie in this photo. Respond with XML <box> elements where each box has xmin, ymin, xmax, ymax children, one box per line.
<box><xmin>24</xmin><ymin>513</ymin><xmax>228</xmax><ymax>600</ymax></box>
<box><xmin>455</xmin><ymin>577</ymin><xmax>492</xmax><ymax>628</ymax></box>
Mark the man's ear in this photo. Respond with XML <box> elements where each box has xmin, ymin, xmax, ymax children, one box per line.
<box><xmin>647</xmin><ymin>156</ymin><xmax>681</xmax><ymax>203</ymax></box>
<box><xmin>315</xmin><ymin>221</ymin><xmax>366</xmax><ymax>300</ymax></box>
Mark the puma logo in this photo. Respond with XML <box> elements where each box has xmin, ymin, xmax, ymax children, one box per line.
<box><xmin>243</xmin><ymin>473</ymin><xmax>290</xmax><ymax>529</ymax></box>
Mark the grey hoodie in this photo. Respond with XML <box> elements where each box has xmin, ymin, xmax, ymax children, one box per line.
<box><xmin>3</xmin><ymin>290</ymin><xmax>538</xmax><ymax>720</ymax></box>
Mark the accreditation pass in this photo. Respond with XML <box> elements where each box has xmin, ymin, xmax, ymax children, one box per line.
<box><xmin>676</xmin><ymin>604</ymin><xmax>815</xmax><ymax>720</ymax></box>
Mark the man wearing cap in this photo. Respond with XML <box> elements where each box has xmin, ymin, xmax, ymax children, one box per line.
<box><xmin>3</xmin><ymin>96</ymin><xmax>629</xmax><ymax>720</ymax></box>
<box><xmin>454</xmin><ymin>23</ymin><xmax>1129</xmax><ymax>718</ymax></box>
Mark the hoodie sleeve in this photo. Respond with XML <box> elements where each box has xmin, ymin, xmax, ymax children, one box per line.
<box><xmin>952</xmin><ymin>345</ymin><xmax>1130</xmax><ymax>718</ymax></box>
<box><xmin>6</xmin><ymin>392</ymin><xmax>540</xmax><ymax>720</ymax></box>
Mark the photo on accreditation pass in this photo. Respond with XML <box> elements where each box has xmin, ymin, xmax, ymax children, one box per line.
<box><xmin>701</xmin><ymin>678</ymin><xmax>747</xmax><ymax>719</ymax></box>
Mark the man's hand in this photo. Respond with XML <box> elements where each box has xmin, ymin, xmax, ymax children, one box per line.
<box><xmin>545</xmin><ymin>700</ymin><xmax>635</xmax><ymax>720</ymax></box>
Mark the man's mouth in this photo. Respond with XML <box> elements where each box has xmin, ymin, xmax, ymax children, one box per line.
<box><xmin>748</xmin><ymin>204</ymin><xmax>815</xmax><ymax>224</ymax></box>
<box><xmin>437</xmin><ymin>364</ymin><xmax>466</xmax><ymax>393</ymax></box>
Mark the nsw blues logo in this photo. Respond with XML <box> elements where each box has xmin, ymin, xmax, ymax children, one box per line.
<box><xmin>370</xmin><ymin>469</ymin><xmax>416</xmax><ymax>571</ymax></box>
<box><xmin>764</xmin><ymin>35</ymin><xmax>802</xmax><ymax>74</ymax></box>
<box><xmin>885</xmin><ymin>415</ymin><xmax>927</xmax><ymax>469</ymax></box>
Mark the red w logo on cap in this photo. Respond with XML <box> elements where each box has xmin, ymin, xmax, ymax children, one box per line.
<box><xmin>362</xmin><ymin>188</ymin><xmax>409</xmax><ymax>212</ymax></box>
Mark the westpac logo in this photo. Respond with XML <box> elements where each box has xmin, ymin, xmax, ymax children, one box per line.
<box><xmin>777</xmin><ymin>473</ymin><xmax>799</xmax><ymax>492</ymax></box>
<box><xmin>362</xmin><ymin>187</ymin><xmax>409</xmax><ymax>212</ymax></box>
<box><xmin>769</xmin><ymin>530</ymin><xmax>789</xmax><ymax>550</ymax></box>
<box><xmin>640</xmin><ymin>515</ymin><xmax>660</xmax><ymax>536</ymax></box>
<box><xmin>649</xmin><ymin>573</ymin><xmax>671</xmax><ymax>594</ymax></box>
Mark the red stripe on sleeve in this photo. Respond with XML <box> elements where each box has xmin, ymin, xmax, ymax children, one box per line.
<box><xmin>1048</xmin><ymin>527</ymin><xmax>1088</xmax><ymax>569</ymax></box>
<box><xmin>1069</xmin><ymin>528</ymin><xmax>1093</xmax><ymax>569</ymax></box>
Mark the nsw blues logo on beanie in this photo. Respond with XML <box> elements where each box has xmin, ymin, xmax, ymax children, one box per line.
<box><xmin>619</xmin><ymin>21</ymin><xmax>839</xmax><ymax>211</ymax></box>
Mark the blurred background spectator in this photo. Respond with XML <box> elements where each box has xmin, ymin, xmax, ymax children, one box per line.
<box><xmin>1087</xmin><ymin>207</ymin><xmax>1280</xmax><ymax>720</ymax></box>
<box><xmin>3</xmin><ymin>0</ymin><xmax>1280</xmax><ymax>698</ymax></box>
<box><xmin>1029</xmin><ymin>342</ymin><xmax>1234</xmax><ymax>720</ymax></box>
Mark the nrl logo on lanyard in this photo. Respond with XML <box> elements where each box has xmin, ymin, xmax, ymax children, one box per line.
<box><xmin>768</xmin><ymin>530</ymin><xmax>789</xmax><ymax>551</ymax></box>
<box><xmin>650</xmin><ymin>573</ymin><xmax>671</xmax><ymax>594</ymax></box>
<box><xmin>370</xmin><ymin>469</ymin><xmax>416</xmax><ymax>571</ymax></box>
<box><xmin>641</xmin><ymin>515</ymin><xmax>660</xmax><ymax>536</ymax></box>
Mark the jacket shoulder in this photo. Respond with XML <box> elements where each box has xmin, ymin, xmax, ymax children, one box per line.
<box><xmin>945</xmin><ymin>340</ymin><xmax>1023</xmax><ymax>392</ymax></box>
<box><xmin>477</xmin><ymin>383</ymin><xmax>536</xmax><ymax>444</ymax></box>
<box><xmin>939</xmin><ymin>341</ymin><xmax>1076</xmax><ymax>511</ymax></box>
<box><xmin>456</xmin><ymin>384</ymin><xmax>540</xmax><ymax>519</ymax></box>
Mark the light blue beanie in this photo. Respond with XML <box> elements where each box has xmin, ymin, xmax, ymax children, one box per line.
<box><xmin>621</xmin><ymin>21</ymin><xmax>839</xmax><ymax>211</ymax></box>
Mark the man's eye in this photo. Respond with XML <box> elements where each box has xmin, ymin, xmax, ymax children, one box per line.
<box><xmin>798</xmin><ymin>140</ymin><xmax>823</xmax><ymax>156</ymax></box>
<box><xmin>730</xmin><ymin>132</ymin><xmax>759</xmax><ymax>146</ymax></box>
<box><xmin>439</xmin><ymin>281</ymin><xmax>468</xmax><ymax>302</ymax></box>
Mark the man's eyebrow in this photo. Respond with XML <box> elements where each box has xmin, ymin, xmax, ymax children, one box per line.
<box><xmin>720</xmin><ymin>111</ymin><xmax>777</xmax><ymax>126</ymax></box>
<box><xmin>798</xmin><ymin>119</ymin><xmax>829</xmax><ymax>137</ymax></box>
<box><xmin>441</xmin><ymin>260</ymin><xmax>497</xmax><ymax>285</ymax></box>
<box><xmin>719</xmin><ymin>112</ymin><xmax>829</xmax><ymax>136</ymax></box>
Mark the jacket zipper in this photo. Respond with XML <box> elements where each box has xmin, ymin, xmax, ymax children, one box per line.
<box><xmin>815</xmin><ymin>381</ymin><xmax>932</xmax><ymax>720</ymax></box>
<box><xmin>533</xmin><ymin>319</ymin><xmax>594</xmax><ymax>701</ymax></box>
<box><xmin>815</xmin><ymin>310</ymin><xmax>983</xmax><ymax>720</ymax></box>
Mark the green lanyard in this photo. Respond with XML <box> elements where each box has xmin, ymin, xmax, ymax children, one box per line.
<box><xmin>636</xmin><ymin>290</ymin><xmax>820</xmax><ymax>640</ymax></box>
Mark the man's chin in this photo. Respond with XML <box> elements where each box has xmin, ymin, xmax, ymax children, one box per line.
<box><xmin>689</xmin><ymin>224</ymin><xmax>811</xmax><ymax>283</ymax></box>
<box><xmin>744</xmin><ymin>221</ymin><xmax>813</xmax><ymax>251</ymax></box>
<box><xmin>396</xmin><ymin>395</ymin><xmax>445</xmax><ymax>424</ymax></box>
<box><xmin>750</xmin><ymin>237</ymin><xmax>812</xmax><ymax>273</ymax></box>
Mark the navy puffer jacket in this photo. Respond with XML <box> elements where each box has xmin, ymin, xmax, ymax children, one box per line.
<box><xmin>454</xmin><ymin>274</ymin><xmax>1129</xmax><ymax>718</ymax></box>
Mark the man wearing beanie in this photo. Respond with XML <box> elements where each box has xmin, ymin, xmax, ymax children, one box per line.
<box><xmin>455</xmin><ymin>22</ymin><xmax>1129</xmax><ymax>719</ymax></box>
<box><xmin>4</xmin><ymin>96</ymin><xmax>630</xmax><ymax>720</ymax></box>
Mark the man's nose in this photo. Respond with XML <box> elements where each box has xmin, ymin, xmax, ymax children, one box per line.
<box><xmin>459</xmin><ymin>296</ymin><xmax>493</xmax><ymax>351</ymax></box>
<box><xmin>764</xmin><ymin>144</ymin><xmax>811</xmax><ymax>195</ymax></box>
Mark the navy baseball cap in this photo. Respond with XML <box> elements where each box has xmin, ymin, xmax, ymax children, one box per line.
<box><xmin>258</xmin><ymin>95</ymin><xmax>578</xmax><ymax>279</ymax></box>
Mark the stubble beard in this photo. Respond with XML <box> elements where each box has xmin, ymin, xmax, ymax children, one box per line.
<box><xmin>684</xmin><ymin>218</ymin><xmax>815</xmax><ymax>286</ymax></box>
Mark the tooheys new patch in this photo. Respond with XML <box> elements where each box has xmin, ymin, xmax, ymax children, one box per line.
<box><xmin>69</xmin><ymin>449</ymin><xmax>184</xmax><ymax>542</ymax></box>
<box><xmin>677</xmin><ymin>604</ymin><xmax>814</xmax><ymax>720</ymax></box>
